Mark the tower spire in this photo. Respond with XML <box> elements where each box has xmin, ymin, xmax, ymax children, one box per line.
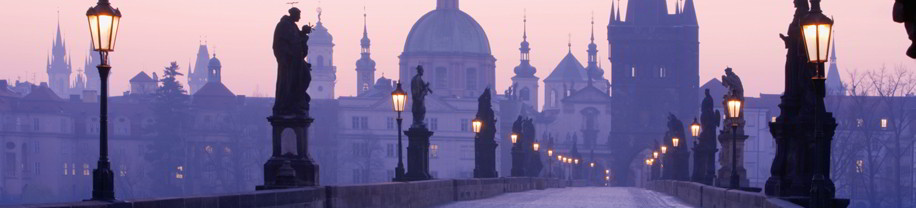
<box><xmin>590</xmin><ymin>12</ymin><xmax>595</xmax><ymax>43</ymax></box>
<box><xmin>616</xmin><ymin>0</ymin><xmax>621</xmax><ymax>22</ymax></box>
<box><xmin>568</xmin><ymin>33</ymin><xmax>572</xmax><ymax>53</ymax></box>
<box><xmin>610</xmin><ymin>1</ymin><xmax>616</xmax><ymax>22</ymax></box>
<box><xmin>523</xmin><ymin>9</ymin><xmax>527</xmax><ymax>41</ymax></box>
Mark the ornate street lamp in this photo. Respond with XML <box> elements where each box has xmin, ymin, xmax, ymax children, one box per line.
<box><xmin>590</xmin><ymin>162</ymin><xmax>595</xmax><ymax>168</ymax></box>
<box><xmin>691</xmin><ymin>118</ymin><xmax>701</xmax><ymax>137</ymax></box>
<box><xmin>661</xmin><ymin>146</ymin><xmax>667</xmax><ymax>154</ymax></box>
<box><xmin>653</xmin><ymin>151</ymin><xmax>659</xmax><ymax>159</ymax></box>
<box><xmin>672</xmin><ymin>137</ymin><xmax>680</xmax><ymax>148</ymax></box>
<box><xmin>86</xmin><ymin>0</ymin><xmax>122</xmax><ymax>201</ymax></box>
<box><xmin>391</xmin><ymin>82</ymin><xmax>408</xmax><ymax>181</ymax></box>
<box><xmin>726</xmin><ymin>96</ymin><xmax>742</xmax><ymax>189</ymax></box>
<box><xmin>574</xmin><ymin>159</ymin><xmax>579</xmax><ymax>165</ymax></box>
<box><xmin>533</xmin><ymin>142</ymin><xmax>540</xmax><ymax>152</ymax></box>
<box><xmin>801</xmin><ymin>1</ymin><xmax>834</xmax><ymax>206</ymax></box>
<box><xmin>547</xmin><ymin>149</ymin><xmax>554</xmax><ymax>157</ymax></box>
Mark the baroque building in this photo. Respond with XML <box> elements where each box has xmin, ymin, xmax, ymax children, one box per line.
<box><xmin>308</xmin><ymin>11</ymin><xmax>338</xmax><ymax>100</ymax></box>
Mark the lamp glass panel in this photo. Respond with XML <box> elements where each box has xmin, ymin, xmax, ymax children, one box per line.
<box><xmin>472</xmin><ymin>120</ymin><xmax>482</xmax><ymax>133</ymax></box>
<box><xmin>691</xmin><ymin>124</ymin><xmax>700</xmax><ymax>137</ymax></box>
<box><xmin>672</xmin><ymin>138</ymin><xmax>680</xmax><ymax>147</ymax></box>
<box><xmin>803</xmin><ymin>24</ymin><xmax>819</xmax><ymax>62</ymax></box>
<box><xmin>88</xmin><ymin>15</ymin><xmax>100</xmax><ymax>51</ymax></box>
<box><xmin>98</xmin><ymin>15</ymin><xmax>113</xmax><ymax>51</ymax></box>
<box><xmin>727</xmin><ymin>99</ymin><xmax>742</xmax><ymax>118</ymax></box>
<box><xmin>109</xmin><ymin>15</ymin><xmax>120</xmax><ymax>51</ymax></box>
<box><xmin>818</xmin><ymin>24</ymin><xmax>831</xmax><ymax>62</ymax></box>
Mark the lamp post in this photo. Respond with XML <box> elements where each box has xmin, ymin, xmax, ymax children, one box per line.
<box><xmin>391</xmin><ymin>82</ymin><xmax>408</xmax><ymax>181</ymax></box>
<box><xmin>510</xmin><ymin>132</ymin><xmax>523</xmax><ymax>177</ymax></box>
<box><xmin>726</xmin><ymin>96</ymin><xmax>743</xmax><ymax>189</ymax></box>
<box><xmin>547</xmin><ymin>148</ymin><xmax>554</xmax><ymax>178</ymax></box>
<box><xmin>86</xmin><ymin>0</ymin><xmax>121</xmax><ymax>201</ymax></box>
<box><xmin>800</xmin><ymin>0</ymin><xmax>834</xmax><ymax>205</ymax></box>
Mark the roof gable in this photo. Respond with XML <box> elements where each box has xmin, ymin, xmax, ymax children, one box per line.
<box><xmin>545</xmin><ymin>52</ymin><xmax>586</xmax><ymax>82</ymax></box>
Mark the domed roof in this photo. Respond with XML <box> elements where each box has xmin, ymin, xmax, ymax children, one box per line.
<box><xmin>310</xmin><ymin>21</ymin><xmax>334</xmax><ymax>46</ymax></box>
<box><xmin>208</xmin><ymin>55</ymin><xmax>221</xmax><ymax>68</ymax></box>
<box><xmin>403</xmin><ymin>3</ymin><xmax>491</xmax><ymax>55</ymax></box>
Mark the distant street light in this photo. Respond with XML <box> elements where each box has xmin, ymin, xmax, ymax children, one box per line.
<box><xmin>472</xmin><ymin>118</ymin><xmax>482</xmax><ymax>133</ymax></box>
<box><xmin>391</xmin><ymin>82</ymin><xmax>408</xmax><ymax>181</ymax></box>
<box><xmin>661</xmin><ymin>146</ymin><xmax>667</xmax><ymax>154</ymax></box>
<box><xmin>86</xmin><ymin>0</ymin><xmax>122</xmax><ymax>202</ymax></box>
<box><xmin>653</xmin><ymin>151</ymin><xmax>659</xmax><ymax>159</ymax></box>
<box><xmin>672</xmin><ymin>137</ymin><xmax>680</xmax><ymax>147</ymax></box>
<box><xmin>533</xmin><ymin>142</ymin><xmax>540</xmax><ymax>152</ymax></box>
<box><xmin>511</xmin><ymin>133</ymin><xmax>519</xmax><ymax>144</ymax></box>
<box><xmin>691</xmin><ymin>118</ymin><xmax>701</xmax><ymax>137</ymax></box>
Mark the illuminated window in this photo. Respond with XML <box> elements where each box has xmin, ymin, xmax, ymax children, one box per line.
<box><xmin>63</xmin><ymin>163</ymin><xmax>68</xmax><ymax>176</ymax></box>
<box><xmin>855</xmin><ymin>160</ymin><xmax>864</xmax><ymax>173</ymax></box>
<box><xmin>430</xmin><ymin>144</ymin><xmax>439</xmax><ymax>159</ymax></box>
<box><xmin>856</xmin><ymin>119</ymin><xmax>864</xmax><ymax>128</ymax></box>
<box><xmin>119</xmin><ymin>164</ymin><xmax>127</xmax><ymax>177</ymax></box>
<box><xmin>82</xmin><ymin>163</ymin><xmax>90</xmax><ymax>176</ymax></box>
<box><xmin>460</xmin><ymin>119</ymin><xmax>469</xmax><ymax>132</ymax></box>
<box><xmin>71</xmin><ymin>163</ymin><xmax>75</xmax><ymax>175</ymax></box>
<box><xmin>881</xmin><ymin>119</ymin><xmax>888</xmax><ymax>129</ymax></box>
<box><xmin>175</xmin><ymin>166</ymin><xmax>185</xmax><ymax>179</ymax></box>
<box><xmin>659</xmin><ymin>67</ymin><xmax>666</xmax><ymax>78</ymax></box>
<box><xmin>204</xmin><ymin>145</ymin><xmax>214</xmax><ymax>154</ymax></box>
<box><xmin>631</xmin><ymin>67</ymin><xmax>637</xmax><ymax>77</ymax></box>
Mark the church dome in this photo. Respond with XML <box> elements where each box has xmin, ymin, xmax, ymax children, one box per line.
<box><xmin>403</xmin><ymin>1</ymin><xmax>491</xmax><ymax>55</ymax></box>
<box><xmin>208</xmin><ymin>55</ymin><xmax>221</xmax><ymax>68</ymax></box>
<box><xmin>310</xmin><ymin>21</ymin><xmax>334</xmax><ymax>46</ymax></box>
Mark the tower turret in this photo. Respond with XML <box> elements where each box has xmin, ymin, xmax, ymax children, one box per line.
<box><xmin>47</xmin><ymin>20</ymin><xmax>72</xmax><ymax>97</ymax></box>
<box><xmin>308</xmin><ymin>8</ymin><xmax>337</xmax><ymax>99</ymax></box>
<box><xmin>512</xmin><ymin>12</ymin><xmax>540</xmax><ymax>109</ymax></box>
<box><xmin>356</xmin><ymin>10</ymin><xmax>376</xmax><ymax>96</ymax></box>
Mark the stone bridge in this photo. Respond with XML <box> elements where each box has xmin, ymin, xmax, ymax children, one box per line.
<box><xmin>19</xmin><ymin>179</ymin><xmax>806</xmax><ymax>208</ymax></box>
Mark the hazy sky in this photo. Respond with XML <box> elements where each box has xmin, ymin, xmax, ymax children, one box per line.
<box><xmin>0</xmin><ymin>0</ymin><xmax>911</xmax><ymax>99</ymax></box>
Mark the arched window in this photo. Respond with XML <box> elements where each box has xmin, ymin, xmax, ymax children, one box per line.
<box><xmin>316</xmin><ymin>56</ymin><xmax>325</xmax><ymax>68</ymax></box>
<box><xmin>520</xmin><ymin>87</ymin><xmax>531</xmax><ymax>101</ymax></box>
<box><xmin>659</xmin><ymin>67</ymin><xmax>666</xmax><ymax>78</ymax></box>
<box><xmin>550</xmin><ymin>90</ymin><xmax>558</xmax><ymax>107</ymax></box>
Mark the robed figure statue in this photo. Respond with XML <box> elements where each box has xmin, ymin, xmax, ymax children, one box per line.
<box><xmin>411</xmin><ymin>66</ymin><xmax>433</xmax><ymax>128</ymax></box>
<box><xmin>272</xmin><ymin>7</ymin><xmax>312</xmax><ymax>116</ymax></box>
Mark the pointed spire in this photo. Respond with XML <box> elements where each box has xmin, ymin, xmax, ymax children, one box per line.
<box><xmin>610</xmin><ymin>1</ymin><xmax>616</xmax><ymax>22</ymax></box>
<box><xmin>682</xmin><ymin>0</ymin><xmax>698</xmax><ymax>25</ymax></box>
<box><xmin>567</xmin><ymin>33</ymin><xmax>572</xmax><ymax>53</ymax></box>
<box><xmin>523</xmin><ymin>9</ymin><xmax>529</xmax><ymax>41</ymax></box>
<box><xmin>676</xmin><ymin>0</ymin><xmax>681</xmax><ymax>14</ymax></box>
<box><xmin>616</xmin><ymin>0</ymin><xmax>621</xmax><ymax>22</ymax></box>
<box><xmin>590</xmin><ymin>12</ymin><xmax>595</xmax><ymax>43</ymax></box>
<box><xmin>830</xmin><ymin>35</ymin><xmax>837</xmax><ymax>62</ymax></box>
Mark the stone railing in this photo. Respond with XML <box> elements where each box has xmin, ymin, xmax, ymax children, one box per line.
<box><xmin>644</xmin><ymin>180</ymin><xmax>803</xmax><ymax>208</ymax></box>
<box><xmin>19</xmin><ymin>177</ymin><xmax>567</xmax><ymax>208</ymax></box>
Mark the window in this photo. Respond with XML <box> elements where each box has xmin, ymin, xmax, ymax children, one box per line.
<box><xmin>430</xmin><ymin>144</ymin><xmax>439</xmax><ymax>159</ymax></box>
<box><xmin>430</xmin><ymin>118</ymin><xmax>438</xmax><ymax>131</ymax></box>
<box><xmin>70</xmin><ymin>163</ymin><xmax>75</xmax><ymax>175</ymax></box>
<box><xmin>460</xmin><ymin>119</ymin><xmax>469</xmax><ymax>132</ymax></box>
<box><xmin>316</xmin><ymin>56</ymin><xmax>325</xmax><ymax>68</ymax></box>
<box><xmin>63</xmin><ymin>163</ymin><xmax>68</xmax><ymax>175</ymax></box>
<box><xmin>659</xmin><ymin>67</ymin><xmax>666</xmax><ymax>78</ymax></box>
<box><xmin>351</xmin><ymin>117</ymin><xmax>360</xmax><ymax>129</ymax></box>
<box><xmin>387</xmin><ymin>117</ymin><xmax>394</xmax><ymax>130</ymax></box>
<box><xmin>856</xmin><ymin>119</ymin><xmax>864</xmax><ymax>128</ymax></box>
<box><xmin>881</xmin><ymin>118</ymin><xmax>888</xmax><ymax>129</ymax></box>
<box><xmin>33</xmin><ymin>118</ymin><xmax>39</xmax><ymax>132</ymax></box>
<box><xmin>436</xmin><ymin>67</ymin><xmax>448</xmax><ymax>89</ymax></box>
<box><xmin>175</xmin><ymin>166</ymin><xmax>185</xmax><ymax>179</ymax></box>
<box><xmin>550</xmin><ymin>90</ymin><xmax>558</xmax><ymax>107</ymax></box>
<box><xmin>352</xmin><ymin>169</ymin><xmax>361</xmax><ymax>183</ymax></box>
<box><xmin>119</xmin><ymin>164</ymin><xmax>127</xmax><ymax>177</ymax></box>
<box><xmin>387</xmin><ymin>144</ymin><xmax>395</xmax><ymax>158</ymax></box>
<box><xmin>82</xmin><ymin>163</ymin><xmax>90</xmax><ymax>176</ymax></box>
<box><xmin>360</xmin><ymin>117</ymin><xmax>369</xmax><ymax>129</ymax></box>
<box><xmin>4</xmin><ymin>153</ymin><xmax>14</xmax><ymax>177</ymax></box>
<box><xmin>352</xmin><ymin>143</ymin><xmax>368</xmax><ymax>157</ymax></box>
<box><xmin>466</xmin><ymin>68</ymin><xmax>477</xmax><ymax>90</ymax></box>
<box><xmin>34</xmin><ymin>162</ymin><xmax>40</xmax><ymax>175</ymax></box>
<box><xmin>631</xmin><ymin>66</ymin><xmax>637</xmax><ymax>77</ymax></box>
<box><xmin>60</xmin><ymin>118</ymin><xmax>67</xmax><ymax>133</ymax></box>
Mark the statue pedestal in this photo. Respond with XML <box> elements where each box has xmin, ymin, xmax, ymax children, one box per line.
<box><xmin>691</xmin><ymin>145</ymin><xmax>717</xmax><ymax>185</ymax></box>
<box><xmin>404</xmin><ymin>126</ymin><xmax>433</xmax><ymax>181</ymax></box>
<box><xmin>474</xmin><ymin>135</ymin><xmax>498</xmax><ymax>178</ymax></box>
<box><xmin>258</xmin><ymin>116</ymin><xmax>319</xmax><ymax>190</ymax></box>
<box><xmin>716</xmin><ymin>131</ymin><xmax>749</xmax><ymax>188</ymax></box>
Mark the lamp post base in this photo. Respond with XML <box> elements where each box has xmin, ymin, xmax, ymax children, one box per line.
<box><xmin>90</xmin><ymin>160</ymin><xmax>116</xmax><ymax>201</ymax></box>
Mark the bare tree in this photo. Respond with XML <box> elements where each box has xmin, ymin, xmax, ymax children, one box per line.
<box><xmin>868</xmin><ymin>66</ymin><xmax>916</xmax><ymax>208</ymax></box>
<box><xmin>844</xmin><ymin>69</ymin><xmax>888</xmax><ymax>208</ymax></box>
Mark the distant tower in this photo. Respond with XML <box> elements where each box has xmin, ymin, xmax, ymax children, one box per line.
<box><xmin>826</xmin><ymin>38</ymin><xmax>845</xmax><ymax>96</ymax></box>
<box><xmin>84</xmin><ymin>41</ymin><xmax>101</xmax><ymax>92</ymax></box>
<box><xmin>189</xmin><ymin>44</ymin><xmax>210</xmax><ymax>94</ymax></box>
<box><xmin>208</xmin><ymin>54</ymin><xmax>222</xmax><ymax>83</ymax></box>
<box><xmin>47</xmin><ymin>20</ymin><xmax>73</xmax><ymax>97</ymax></box>
<box><xmin>608</xmin><ymin>0</ymin><xmax>699</xmax><ymax>186</ymax></box>
<box><xmin>585</xmin><ymin>14</ymin><xmax>608</xmax><ymax>91</ymax></box>
<box><xmin>355</xmin><ymin>11</ymin><xmax>376</xmax><ymax>96</ymax></box>
<box><xmin>512</xmin><ymin>13</ymin><xmax>539</xmax><ymax>109</ymax></box>
<box><xmin>72</xmin><ymin>69</ymin><xmax>86</xmax><ymax>94</ymax></box>
<box><xmin>308</xmin><ymin>8</ymin><xmax>337</xmax><ymax>99</ymax></box>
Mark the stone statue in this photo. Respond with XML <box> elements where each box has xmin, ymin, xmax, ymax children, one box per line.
<box><xmin>272</xmin><ymin>7</ymin><xmax>312</xmax><ymax>116</ymax></box>
<box><xmin>667</xmin><ymin>113</ymin><xmax>685</xmax><ymax>138</ymax></box>
<box><xmin>477</xmin><ymin>88</ymin><xmax>496</xmax><ymax>134</ymax></box>
<box><xmin>701</xmin><ymin>89</ymin><xmax>721</xmax><ymax>130</ymax></box>
<box><xmin>411</xmin><ymin>66</ymin><xmax>433</xmax><ymax>128</ymax></box>
<box><xmin>721</xmin><ymin>67</ymin><xmax>744</xmax><ymax>99</ymax></box>
<box><xmin>894</xmin><ymin>0</ymin><xmax>916</xmax><ymax>58</ymax></box>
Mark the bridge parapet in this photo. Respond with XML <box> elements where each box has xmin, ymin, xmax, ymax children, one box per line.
<box><xmin>20</xmin><ymin>178</ymin><xmax>567</xmax><ymax>208</ymax></box>
<box><xmin>644</xmin><ymin>180</ymin><xmax>803</xmax><ymax>208</ymax></box>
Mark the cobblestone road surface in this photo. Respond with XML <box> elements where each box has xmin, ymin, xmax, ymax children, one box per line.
<box><xmin>435</xmin><ymin>187</ymin><xmax>695</xmax><ymax>208</ymax></box>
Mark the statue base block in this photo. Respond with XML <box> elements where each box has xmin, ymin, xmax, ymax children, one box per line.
<box><xmin>404</xmin><ymin>126</ymin><xmax>433</xmax><ymax>181</ymax></box>
<box><xmin>258</xmin><ymin>116</ymin><xmax>319</xmax><ymax>190</ymax></box>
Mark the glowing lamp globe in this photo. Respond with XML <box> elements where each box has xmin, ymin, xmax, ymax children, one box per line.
<box><xmin>86</xmin><ymin>0</ymin><xmax>122</xmax><ymax>52</ymax></box>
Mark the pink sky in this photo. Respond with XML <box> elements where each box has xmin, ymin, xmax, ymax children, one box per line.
<box><xmin>0</xmin><ymin>0</ymin><xmax>911</xmax><ymax>99</ymax></box>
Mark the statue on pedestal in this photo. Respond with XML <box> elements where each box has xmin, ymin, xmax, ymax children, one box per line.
<box><xmin>411</xmin><ymin>66</ymin><xmax>433</xmax><ymax>128</ymax></box>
